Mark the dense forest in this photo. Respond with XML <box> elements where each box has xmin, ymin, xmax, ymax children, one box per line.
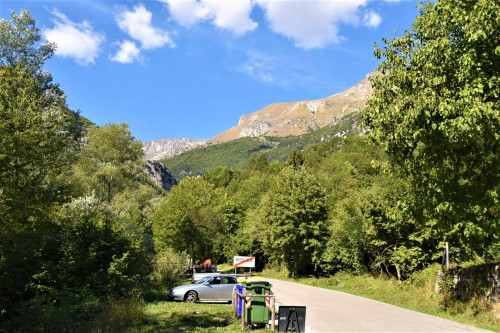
<box><xmin>1</xmin><ymin>0</ymin><xmax>499</xmax><ymax>331</ymax></box>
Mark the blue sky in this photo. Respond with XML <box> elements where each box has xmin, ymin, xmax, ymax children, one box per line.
<box><xmin>1</xmin><ymin>0</ymin><xmax>419</xmax><ymax>142</ymax></box>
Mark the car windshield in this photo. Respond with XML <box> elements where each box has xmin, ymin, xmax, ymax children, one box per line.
<box><xmin>195</xmin><ymin>276</ymin><xmax>212</xmax><ymax>284</ymax></box>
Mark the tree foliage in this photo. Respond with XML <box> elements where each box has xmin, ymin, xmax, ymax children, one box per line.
<box><xmin>0</xmin><ymin>49</ymin><xmax>82</xmax><ymax>327</ymax></box>
<box><xmin>0</xmin><ymin>9</ymin><xmax>54</xmax><ymax>70</ymax></box>
<box><xmin>71</xmin><ymin>123</ymin><xmax>144</xmax><ymax>202</ymax></box>
<box><xmin>261</xmin><ymin>166</ymin><xmax>328</xmax><ymax>277</ymax></box>
<box><xmin>364</xmin><ymin>0</ymin><xmax>500</xmax><ymax>249</ymax></box>
<box><xmin>152</xmin><ymin>177</ymin><xmax>226</xmax><ymax>263</ymax></box>
<box><xmin>0</xmin><ymin>11</ymin><xmax>157</xmax><ymax>330</ymax></box>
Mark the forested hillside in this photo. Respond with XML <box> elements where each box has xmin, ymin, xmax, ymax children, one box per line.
<box><xmin>160</xmin><ymin>112</ymin><xmax>361</xmax><ymax>180</ymax></box>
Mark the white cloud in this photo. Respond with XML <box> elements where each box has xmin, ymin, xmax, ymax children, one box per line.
<box><xmin>43</xmin><ymin>11</ymin><xmax>104</xmax><ymax>65</ymax></box>
<box><xmin>256</xmin><ymin>0</ymin><xmax>370</xmax><ymax>49</ymax></box>
<box><xmin>161</xmin><ymin>0</ymin><xmax>257</xmax><ymax>36</ymax></box>
<box><xmin>111</xmin><ymin>40</ymin><xmax>141</xmax><ymax>63</ymax></box>
<box><xmin>116</xmin><ymin>4</ymin><xmax>174</xmax><ymax>49</ymax></box>
<box><xmin>160</xmin><ymin>0</ymin><xmax>211</xmax><ymax>26</ymax></box>
<box><xmin>240</xmin><ymin>51</ymin><xmax>276</xmax><ymax>83</ymax></box>
<box><xmin>363</xmin><ymin>11</ymin><xmax>382</xmax><ymax>28</ymax></box>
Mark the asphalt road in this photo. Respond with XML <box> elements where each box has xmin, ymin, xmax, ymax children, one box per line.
<box><xmin>266</xmin><ymin>278</ymin><xmax>493</xmax><ymax>333</ymax></box>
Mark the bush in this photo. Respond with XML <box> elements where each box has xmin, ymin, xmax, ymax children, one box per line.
<box><xmin>149</xmin><ymin>249</ymin><xmax>188</xmax><ymax>291</ymax></box>
<box><xmin>410</xmin><ymin>263</ymin><xmax>441</xmax><ymax>288</ymax></box>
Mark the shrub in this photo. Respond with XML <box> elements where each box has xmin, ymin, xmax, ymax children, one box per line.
<box><xmin>411</xmin><ymin>263</ymin><xmax>441</xmax><ymax>288</ymax></box>
<box><xmin>149</xmin><ymin>249</ymin><xmax>188</xmax><ymax>291</ymax></box>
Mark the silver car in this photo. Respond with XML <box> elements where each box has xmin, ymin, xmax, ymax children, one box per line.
<box><xmin>168</xmin><ymin>275</ymin><xmax>238</xmax><ymax>303</ymax></box>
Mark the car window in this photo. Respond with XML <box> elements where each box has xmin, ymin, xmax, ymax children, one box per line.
<box><xmin>208</xmin><ymin>277</ymin><xmax>221</xmax><ymax>285</ymax></box>
<box><xmin>195</xmin><ymin>276</ymin><xmax>211</xmax><ymax>284</ymax></box>
<box><xmin>224</xmin><ymin>277</ymin><xmax>237</xmax><ymax>284</ymax></box>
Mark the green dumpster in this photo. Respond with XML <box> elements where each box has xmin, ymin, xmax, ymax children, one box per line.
<box><xmin>243</xmin><ymin>281</ymin><xmax>272</xmax><ymax>326</ymax></box>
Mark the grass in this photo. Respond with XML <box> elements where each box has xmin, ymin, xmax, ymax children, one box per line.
<box><xmin>131</xmin><ymin>291</ymin><xmax>270</xmax><ymax>333</ymax></box>
<box><xmin>131</xmin><ymin>301</ymin><xmax>242</xmax><ymax>333</ymax></box>
<box><xmin>258</xmin><ymin>266</ymin><xmax>500</xmax><ymax>332</ymax></box>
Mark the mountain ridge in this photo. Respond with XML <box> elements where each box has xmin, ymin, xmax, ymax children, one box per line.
<box><xmin>209</xmin><ymin>72</ymin><xmax>375</xmax><ymax>143</ymax></box>
<box><xmin>143</xmin><ymin>72</ymin><xmax>375</xmax><ymax>159</ymax></box>
<box><xmin>142</xmin><ymin>138</ymin><xmax>206</xmax><ymax>160</ymax></box>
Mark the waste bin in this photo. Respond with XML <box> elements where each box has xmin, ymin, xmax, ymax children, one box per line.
<box><xmin>236</xmin><ymin>277</ymin><xmax>262</xmax><ymax>318</ymax></box>
<box><xmin>243</xmin><ymin>281</ymin><xmax>272</xmax><ymax>325</ymax></box>
<box><xmin>236</xmin><ymin>284</ymin><xmax>244</xmax><ymax>317</ymax></box>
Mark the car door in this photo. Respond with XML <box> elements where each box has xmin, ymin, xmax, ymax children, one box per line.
<box><xmin>199</xmin><ymin>276</ymin><xmax>222</xmax><ymax>300</ymax></box>
<box><xmin>220</xmin><ymin>276</ymin><xmax>238</xmax><ymax>300</ymax></box>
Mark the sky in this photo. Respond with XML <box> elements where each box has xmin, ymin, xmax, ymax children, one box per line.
<box><xmin>1</xmin><ymin>0</ymin><xmax>420</xmax><ymax>142</ymax></box>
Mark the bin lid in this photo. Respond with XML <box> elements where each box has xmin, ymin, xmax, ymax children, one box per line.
<box><xmin>245</xmin><ymin>281</ymin><xmax>271</xmax><ymax>287</ymax></box>
<box><xmin>237</xmin><ymin>277</ymin><xmax>262</xmax><ymax>284</ymax></box>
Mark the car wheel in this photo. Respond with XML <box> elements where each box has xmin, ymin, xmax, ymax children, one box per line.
<box><xmin>185</xmin><ymin>291</ymin><xmax>198</xmax><ymax>303</ymax></box>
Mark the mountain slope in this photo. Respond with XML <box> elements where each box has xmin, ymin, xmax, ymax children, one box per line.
<box><xmin>160</xmin><ymin>112</ymin><xmax>362</xmax><ymax>180</ymax></box>
<box><xmin>210</xmin><ymin>73</ymin><xmax>375</xmax><ymax>144</ymax></box>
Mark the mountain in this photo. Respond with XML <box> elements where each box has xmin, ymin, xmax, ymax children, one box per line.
<box><xmin>142</xmin><ymin>160</ymin><xmax>178</xmax><ymax>191</ymax></box>
<box><xmin>160</xmin><ymin>112</ymin><xmax>362</xmax><ymax>180</ymax></box>
<box><xmin>209</xmin><ymin>72</ymin><xmax>375</xmax><ymax>144</ymax></box>
<box><xmin>143</xmin><ymin>73</ymin><xmax>375</xmax><ymax>161</ymax></box>
<box><xmin>142</xmin><ymin>138</ymin><xmax>206</xmax><ymax>160</ymax></box>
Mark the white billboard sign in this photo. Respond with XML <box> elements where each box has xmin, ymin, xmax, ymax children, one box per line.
<box><xmin>233</xmin><ymin>256</ymin><xmax>255</xmax><ymax>268</ymax></box>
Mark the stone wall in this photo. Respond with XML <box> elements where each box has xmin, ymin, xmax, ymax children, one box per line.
<box><xmin>437</xmin><ymin>264</ymin><xmax>500</xmax><ymax>302</ymax></box>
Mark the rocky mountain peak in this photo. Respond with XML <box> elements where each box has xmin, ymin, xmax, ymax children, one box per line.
<box><xmin>142</xmin><ymin>138</ymin><xmax>206</xmax><ymax>160</ymax></box>
<box><xmin>210</xmin><ymin>73</ymin><xmax>375</xmax><ymax>144</ymax></box>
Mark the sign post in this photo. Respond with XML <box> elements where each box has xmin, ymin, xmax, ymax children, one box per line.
<box><xmin>233</xmin><ymin>256</ymin><xmax>256</xmax><ymax>276</ymax></box>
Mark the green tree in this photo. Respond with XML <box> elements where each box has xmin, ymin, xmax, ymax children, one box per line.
<box><xmin>287</xmin><ymin>148</ymin><xmax>304</xmax><ymax>167</ymax></box>
<box><xmin>0</xmin><ymin>66</ymin><xmax>82</xmax><ymax>325</ymax></box>
<box><xmin>71</xmin><ymin>123</ymin><xmax>144</xmax><ymax>202</ymax></box>
<box><xmin>364</xmin><ymin>0</ymin><xmax>500</xmax><ymax>252</ymax></box>
<box><xmin>0</xmin><ymin>9</ymin><xmax>66</xmax><ymax>105</ymax></box>
<box><xmin>0</xmin><ymin>10</ymin><xmax>84</xmax><ymax>325</ymax></box>
<box><xmin>152</xmin><ymin>177</ymin><xmax>226</xmax><ymax>263</ymax></box>
<box><xmin>203</xmin><ymin>166</ymin><xmax>234</xmax><ymax>188</ymax></box>
<box><xmin>0</xmin><ymin>9</ymin><xmax>54</xmax><ymax>70</ymax></box>
<box><xmin>6</xmin><ymin>196</ymin><xmax>153</xmax><ymax>332</ymax></box>
<box><xmin>261</xmin><ymin>167</ymin><xmax>328</xmax><ymax>277</ymax></box>
<box><xmin>246</xmin><ymin>152</ymin><xmax>269</xmax><ymax>171</ymax></box>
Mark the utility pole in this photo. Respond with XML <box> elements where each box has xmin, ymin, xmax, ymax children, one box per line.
<box><xmin>445</xmin><ymin>242</ymin><xmax>449</xmax><ymax>270</ymax></box>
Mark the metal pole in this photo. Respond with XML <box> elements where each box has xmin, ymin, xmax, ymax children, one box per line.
<box><xmin>445</xmin><ymin>242</ymin><xmax>449</xmax><ymax>270</ymax></box>
<box><xmin>241</xmin><ymin>294</ymin><xmax>245</xmax><ymax>331</ymax></box>
<box><xmin>271</xmin><ymin>297</ymin><xmax>276</xmax><ymax>330</ymax></box>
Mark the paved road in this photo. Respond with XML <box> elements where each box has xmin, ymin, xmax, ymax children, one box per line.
<box><xmin>266</xmin><ymin>278</ymin><xmax>493</xmax><ymax>333</ymax></box>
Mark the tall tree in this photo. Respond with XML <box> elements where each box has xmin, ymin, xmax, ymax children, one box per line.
<box><xmin>363</xmin><ymin>0</ymin><xmax>500</xmax><ymax>252</ymax></box>
<box><xmin>261</xmin><ymin>166</ymin><xmax>328</xmax><ymax>277</ymax></box>
<box><xmin>287</xmin><ymin>149</ymin><xmax>304</xmax><ymax>167</ymax></box>
<box><xmin>71</xmin><ymin>123</ymin><xmax>144</xmax><ymax>202</ymax></box>
<box><xmin>0</xmin><ymin>10</ymin><xmax>82</xmax><ymax>324</ymax></box>
<box><xmin>0</xmin><ymin>9</ymin><xmax>64</xmax><ymax>103</ymax></box>
<box><xmin>0</xmin><ymin>9</ymin><xmax>54</xmax><ymax>70</ymax></box>
<box><xmin>246</xmin><ymin>152</ymin><xmax>269</xmax><ymax>171</ymax></box>
<box><xmin>152</xmin><ymin>177</ymin><xmax>226</xmax><ymax>263</ymax></box>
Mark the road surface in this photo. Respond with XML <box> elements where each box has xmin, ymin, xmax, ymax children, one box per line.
<box><xmin>266</xmin><ymin>278</ymin><xmax>493</xmax><ymax>333</ymax></box>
